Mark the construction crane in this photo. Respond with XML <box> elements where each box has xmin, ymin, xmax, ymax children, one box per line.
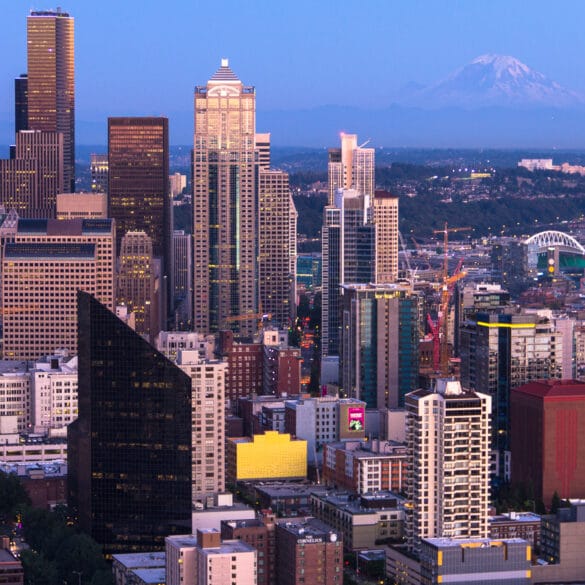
<box><xmin>427</xmin><ymin>223</ymin><xmax>471</xmax><ymax>375</ymax></box>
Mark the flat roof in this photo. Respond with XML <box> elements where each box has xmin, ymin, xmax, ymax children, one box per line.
<box><xmin>424</xmin><ymin>537</ymin><xmax>528</xmax><ymax>548</ymax></box>
<box><xmin>201</xmin><ymin>540</ymin><xmax>256</xmax><ymax>555</ymax></box>
<box><xmin>514</xmin><ymin>379</ymin><xmax>585</xmax><ymax>399</ymax></box>
<box><xmin>4</xmin><ymin>242</ymin><xmax>96</xmax><ymax>260</ymax></box>
<box><xmin>111</xmin><ymin>551</ymin><xmax>165</xmax><ymax>569</ymax></box>
<box><xmin>131</xmin><ymin>568</ymin><xmax>166</xmax><ymax>584</ymax></box>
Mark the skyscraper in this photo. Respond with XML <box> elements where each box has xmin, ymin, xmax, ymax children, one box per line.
<box><xmin>405</xmin><ymin>379</ymin><xmax>491</xmax><ymax>555</ymax></box>
<box><xmin>68</xmin><ymin>292</ymin><xmax>192</xmax><ymax>555</ymax></box>
<box><xmin>27</xmin><ymin>10</ymin><xmax>75</xmax><ymax>192</ymax></box>
<box><xmin>372</xmin><ymin>190</ymin><xmax>399</xmax><ymax>283</ymax></box>
<box><xmin>108</xmin><ymin>117</ymin><xmax>170</xmax><ymax>257</ymax></box>
<box><xmin>321</xmin><ymin>189</ymin><xmax>375</xmax><ymax>359</ymax></box>
<box><xmin>117</xmin><ymin>231</ymin><xmax>158</xmax><ymax>341</ymax></box>
<box><xmin>460</xmin><ymin>310</ymin><xmax>563</xmax><ymax>481</ymax></box>
<box><xmin>14</xmin><ymin>74</ymin><xmax>28</xmax><ymax>133</ymax></box>
<box><xmin>327</xmin><ymin>133</ymin><xmax>374</xmax><ymax>205</ymax></box>
<box><xmin>258</xmin><ymin>169</ymin><xmax>297</xmax><ymax>328</ymax></box>
<box><xmin>0</xmin><ymin>130</ymin><xmax>64</xmax><ymax>217</ymax></box>
<box><xmin>340</xmin><ymin>283</ymin><xmax>420</xmax><ymax>409</ymax></box>
<box><xmin>192</xmin><ymin>60</ymin><xmax>257</xmax><ymax>336</ymax></box>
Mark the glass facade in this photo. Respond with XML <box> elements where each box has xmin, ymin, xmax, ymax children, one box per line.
<box><xmin>69</xmin><ymin>292</ymin><xmax>192</xmax><ymax>556</ymax></box>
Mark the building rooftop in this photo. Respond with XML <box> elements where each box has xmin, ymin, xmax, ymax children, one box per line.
<box><xmin>424</xmin><ymin>537</ymin><xmax>528</xmax><ymax>549</ymax></box>
<box><xmin>111</xmin><ymin>551</ymin><xmax>165</xmax><ymax>569</ymax></box>
<box><xmin>17</xmin><ymin>218</ymin><xmax>113</xmax><ymax>235</ymax></box>
<box><xmin>131</xmin><ymin>568</ymin><xmax>166</xmax><ymax>584</ymax></box>
<box><xmin>200</xmin><ymin>540</ymin><xmax>256</xmax><ymax>555</ymax></box>
<box><xmin>514</xmin><ymin>379</ymin><xmax>585</xmax><ymax>399</ymax></box>
<box><xmin>253</xmin><ymin>482</ymin><xmax>329</xmax><ymax>498</ymax></box>
<box><xmin>4</xmin><ymin>242</ymin><xmax>96</xmax><ymax>260</ymax></box>
<box><xmin>279</xmin><ymin>519</ymin><xmax>339</xmax><ymax>543</ymax></box>
<box><xmin>210</xmin><ymin>59</ymin><xmax>240</xmax><ymax>82</ymax></box>
<box><xmin>490</xmin><ymin>511</ymin><xmax>541</xmax><ymax>523</ymax></box>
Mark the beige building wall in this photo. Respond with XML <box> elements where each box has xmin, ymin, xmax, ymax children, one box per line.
<box><xmin>56</xmin><ymin>192</ymin><xmax>107</xmax><ymax>219</ymax></box>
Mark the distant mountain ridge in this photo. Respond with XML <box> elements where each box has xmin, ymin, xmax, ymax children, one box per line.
<box><xmin>398</xmin><ymin>54</ymin><xmax>584</xmax><ymax>109</ymax></box>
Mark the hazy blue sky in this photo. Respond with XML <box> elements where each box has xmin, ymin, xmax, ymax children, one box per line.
<box><xmin>1</xmin><ymin>0</ymin><xmax>585</xmax><ymax>145</ymax></box>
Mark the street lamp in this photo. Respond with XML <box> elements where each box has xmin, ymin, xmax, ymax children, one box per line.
<box><xmin>72</xmin><ymin>571</ymin><xmax>82</xmax><ymax>585</ymax></box>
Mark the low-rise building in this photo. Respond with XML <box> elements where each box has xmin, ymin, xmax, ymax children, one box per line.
<box><xmin>322</xmin><ymin>440</ymin><xmax>408</xmax><ymax>494</ymax></box>
<box><xmin>311</xmin><ymin>491</ymin><xmax>405</xmax><ymax>551</ymax></box>
<box><xmin>275</xmin><ymin>519</ymin><xmax>343</xmax><ymax>585</ymax></box>
<box><xmin>166</xmin><ymin>530</ymin><xmax>256</xmax><ymax>585</ymax></box>
<box><xmin>112</xmin><ymin>552</ymin><xmax>165</xmax><ymax>585</ymax></box>
<box><xmin>489</xmin><ymin>511</ymin><xmax>541</xmax><ymax>549</ymax></box>
<box><xmin>226</xmin><ymin>431</ymin><xmax>307</xmax><ymax>485</ymax></box>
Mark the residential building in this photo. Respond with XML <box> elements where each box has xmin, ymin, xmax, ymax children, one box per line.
<box><xmin>405</xmin><ymin>379</ymin><xmax>491</xmax><ymax>555</ymax></box>
<box><xmin>169</xmin><ymin>172</ymin><xmax>186</xmax><ymax>197</ymax></box>
<box><xmin>27</xmin><ymin>9</ymin><xmax>75</xmax><ymax>192</ymax></box>
<box><xmin>511</xmin><ymin>379</ymin><xmax>585</xmax><ymax>507</ymax></box>
<box><xmin>192</xmin><ymin>60</ymin><xmax>258</xmax><ymax>336</ymax></box>
<box><xmin>489</xmin><ymin>512</ymin><xmax>541</xmax><ymax>549</ymax></box>
<box><xmin>68</xmin><ymin>292</ymin><xmax>192</xmax><ymax>555</ymax></box>
<box><xmin>155</xmin><ymin>331</ymin><xmax>215</xmax><ymax>363</ymax></box>
<box><xmin>112</xmin><ymin>552</ymin><xmax>166</xmax><ymax>585</ymax></box>
<box><xmin>258</xmin><ymin>169</ymin><xmax>297</xmax><ymax>328</ymax></box>
<box><xmin>165</xmin><ymin>530</ymin><xmax>256</xmax><ymax>585</ymax></box>
<box><xmin>275</xmin><ymin>519</ymin><xmax>343</xmax><ymax>585</ymax></box>
<box><xmin>372</xmin><ymin>190</ymin><xmax>399</xmax><ymax>283</ymax></box>
<box><xmin>221</xmin><ymin>517</ymin><xmax>275</xmax><ymax>585</ymax></box>
<box><xmin>340</xmin><ymin>283</ymin><xmax>420</xmax><ymax>409</ymax></box>
<box><xmin>327</xmin><ymin>133</ymin><xmax>374</xmax><ymax>205</ymax></box>
<box><xmin>175</xmin><ymin>350</ymin><xmax>226</xmax><ymax>507</ymax></box>
<box><xmin>321</xmin><ymin>189</ymin><xmax>375</xmax><ymax>360</ymax></box>
<box><xmin>226</xmin><ymin>431</ymin><xmax>307</xmax><ymax>484</ymax></box>
<box><xmin>322</xmin><ymin>440</ymin><xmax>409</xmax><ymax>495</ymax></box>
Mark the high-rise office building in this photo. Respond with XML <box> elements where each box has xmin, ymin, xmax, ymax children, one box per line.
<box><xmin>327</xmin><ymin>133</ymin><xmax>374</xmax><ymax>205</ymax></box>
<box><xmin>0</xmin><ymin>130</ymin><xmax>64</xmax><ymax>217</ymax></box>
<box><xmin>27</xmin><ymin>10</ymin><xmax>75</xmax><ymax>193</ymax></box>
<box><xmin>172</xmin><ymin>229</ymin><xmax>192</xmax><ymax>325</ymax></box>
<box><xmin>117</xmin><ymin>231</ymin><xmax>158</xmax><ymax>341</ymax></box>
<box><xmin>14</xmin><ymin>74</ymin><xmax>28</xmax><ymax>133</ymax></box>
<box><xmin>340</xmin><ymin>283</ymin><xmax>420</xmax><ymax>409</ymax></box>
<box><xmin>108</xmin><ymin>117</ymin><xmax>170</xmax><ymax>258</ymax></box>
<box><xmin>405</xmin><ymin>379</ymin><xmax>491</xmax><ymax>555</ymax></box>
<box><xmin>192</xmin><ymin>60</ymin><xmax>257</xmax><ymax>336</ymax></box>
<box><xmin>1</xmin><ymin>218</ymin><xmax>115</xmax><ymax>360</ymax></box>
<box><xmin>321</xmin><ymin>189</ymin><xmax>375</xmax><ymax>359</ymax></box>
<box><xmin>68</xmin><ymin>292</ymin><xmax>192</xmax><ymax>555</ymax></box>
<box><xmin>258</xmin><ymin>169</ymin><xmax>297</xmax><ymax>328</ymax></box>
<box><xmin>90</xmin><ymin>154</ymin><xmax>108</xmax><ymax>193</ymax></box>
<box><xmin>460</xmin><ymin>310</ymin><xmax>563</xmax><ymax>480</ymax></box>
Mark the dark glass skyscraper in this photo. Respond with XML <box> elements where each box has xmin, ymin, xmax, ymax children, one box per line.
<box><xmin>14</xmin><ymin>74</ymin><xmax>28</xmax><ymax>133</ymax></box>
<box><xmin>27</xmin><ymin>10</ymin><xmax>75</xmax><ymax>192</ymax></box>
<box><xmin>68</xmin><ymin>292</ymin><xmax>192</xmax><ymax>556</ymax></box>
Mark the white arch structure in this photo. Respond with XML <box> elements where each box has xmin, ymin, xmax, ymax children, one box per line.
<box><xmin>525</xmin><ymin>230</ymin><xmax>585</xmax><ymax>269</ymax></box>
<box><xmin>525</xmin><ymin>230</ymin><xmax>585</xmax><ymax>254</ymax></box>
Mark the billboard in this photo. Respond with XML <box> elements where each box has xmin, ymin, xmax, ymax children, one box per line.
<box><xmin>339</xmin><ymin>402</ymin><xmax>366</xmax><ymax>439</ymax></box>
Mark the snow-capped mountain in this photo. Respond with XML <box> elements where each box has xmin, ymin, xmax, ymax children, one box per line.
<box><xmin>400</xmin><ymin>54</ymin><xmax>584</xmax><ymax>109</ymax></box>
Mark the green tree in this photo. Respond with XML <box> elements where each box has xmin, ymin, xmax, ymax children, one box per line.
<box><xmin>0</xmin><ymin>471</ymin><xmax>31</xmax><ymax>521</ymax></box>
<box><xmin>20</xmin><ymin>550</ymin><xmax>59</xmax><ymax>585</ymax></box>
<box><xmin>56</xmin><ymin>533</ymin><xmax>107</xmax><ymax>582</ymax></box>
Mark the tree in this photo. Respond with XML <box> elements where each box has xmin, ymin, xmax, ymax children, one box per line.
<box><xmin>56</xmin><ymin>534</ymin><xmax>107</xmax><ymax>584</ymax></box>
<box><xmin>20</xmin><ymin>550</ymin><xmax>59</xmax><ymax>585</ymax></box>
<box><xmin>0</xmin><ymin>471</ymin><xmax>31</xmax><ymax>522</ymax></box>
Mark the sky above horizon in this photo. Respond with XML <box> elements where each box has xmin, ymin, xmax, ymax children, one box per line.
<box><xmin>1</xmin><ymin>0</ymin><xmax>585</xmax><ymax>145</ymax></box>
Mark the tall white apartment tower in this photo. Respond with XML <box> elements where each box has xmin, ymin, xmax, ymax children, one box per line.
<box><xmin>405</xmin><ymin>379</ymin><xmax>491</xmax><ymax>555</ymax></box>
<box><xmin>327</xmin><ymin>133</ymin><xmax>374</xmax><ymax>205</ymax></box>
<box><xmin>175</xmin><ymin>350</ymin><xmax>226</xmax><ymax>507</ymax></box>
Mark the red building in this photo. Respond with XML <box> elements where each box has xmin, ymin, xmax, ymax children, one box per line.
<box><xmin>511</xmin><ymin>379</ymin><xmax>585</xmax><ymax>508</ymax></box>
<box><xmin>275</xmin><ymin>519</ymin><xmax>342</xmax><ymax>585</ymax></box>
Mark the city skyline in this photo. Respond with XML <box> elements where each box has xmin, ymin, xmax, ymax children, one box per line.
<box><xmin>3</xmin><ymin>2</ymin><xmax>585</xmax><ymax>146</ymax></box>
